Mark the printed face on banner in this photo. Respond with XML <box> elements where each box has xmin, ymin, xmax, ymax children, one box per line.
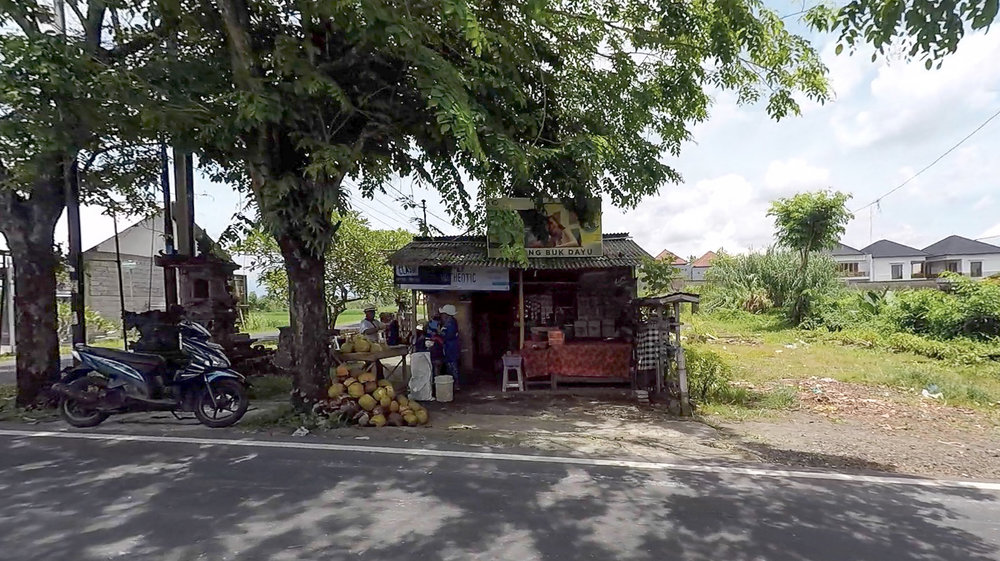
<box><xmin>488</xmin><ymin>198</ymin><xmax>602</xmax><ymax>258</ymax></box>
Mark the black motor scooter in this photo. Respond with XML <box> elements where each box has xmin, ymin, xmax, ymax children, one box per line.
<box><xmin>52</xmin><ymin>320</ymin><xmax>248</xmax><ymax>428</ymax></box>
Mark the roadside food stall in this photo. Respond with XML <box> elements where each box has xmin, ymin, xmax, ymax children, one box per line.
<box><xmin>388</xmin><ymin>198</ymin><xmax>651</xmax><ymax>389</ymax></box>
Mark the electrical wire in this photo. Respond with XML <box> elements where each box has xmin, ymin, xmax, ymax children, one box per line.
<box><xmin>384</xmin><ymin>182</ymin><xmax>453</xmax><ymax>226</ymax></box>
<box><xmin>348</xmin><ymin>196</ymin><xmax>410</xmax><ymax>230</ymax></box>
<box><xmin>853</xmin><ymin>107</ymin><xmax>1000</xmax><ymax>213</ymax></box>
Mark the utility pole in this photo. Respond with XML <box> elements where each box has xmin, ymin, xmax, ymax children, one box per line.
<box><xmin>421</xmin><ymin>199</ymin><xmax>428</xmax><ymax>236</ymax></box>
<box><xmin>54</xmin><ymin>0</ymin><xmax>86</xmax><ymax>346</ymax></box>
<box><xmin>160</xmin><ymin>143</ymin><xmax>179</xmax><ymax>308</ymax></box>
<box><xmin>173</xmin><ymin>150</ymin><xmax>195</xmax><ymax>256</ymax></box>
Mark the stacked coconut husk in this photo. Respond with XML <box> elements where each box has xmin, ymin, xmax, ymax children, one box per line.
<box><xmin>320</xmin><ymin>364</ymin><xmax>428</xmax><ymax>427</ymax></box>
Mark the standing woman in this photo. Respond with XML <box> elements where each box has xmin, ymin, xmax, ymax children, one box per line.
<box><xmin>439</xmin><ymin>305</ymin><xmax>461</xmax><ymax>390</ymax></box>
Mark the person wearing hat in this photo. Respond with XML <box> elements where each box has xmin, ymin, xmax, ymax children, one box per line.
<box><xmin>359</xmin><ymin>305</ymin><xmax>384</xmax><ymax>343</ymax></box>
<box><xmin>438</xmin><ymin>304</ymin><xmax>461</xmax><ymax>389</ymax></box>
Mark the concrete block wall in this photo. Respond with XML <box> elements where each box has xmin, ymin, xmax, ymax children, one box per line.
<box><xmin>83</xmin><ymin>252</ymin><xmax>167</xmax><ymax>322</ymax></box>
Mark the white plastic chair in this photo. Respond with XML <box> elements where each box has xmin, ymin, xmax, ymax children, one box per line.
<box><xmin>502</xmin><ymin>353</ymin><xmax>525</xmax><ymax>392</ymax></box>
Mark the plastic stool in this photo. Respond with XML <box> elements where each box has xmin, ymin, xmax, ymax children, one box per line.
<box><xmin>501</xmin><ymin>353</ymin><xmax>525</xmax><ymax>392</ymax></box>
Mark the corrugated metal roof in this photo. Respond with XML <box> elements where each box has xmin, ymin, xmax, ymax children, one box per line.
<box><xmin>389</xmin><ymin>233</ymin><xmax>650</xmax><ymax>270</ymax></box>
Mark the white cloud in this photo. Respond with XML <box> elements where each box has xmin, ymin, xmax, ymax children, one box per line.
<box><xmin>831</xmin><ymin>31</ymin><xmax>1000</xmax><ymax>149</ymax></box>
<box><xmin>979</xmin><ymin>223</ymin><xmax>1000</xmax><ymax>240</ymax></box>
<box><xmin>605</xmin><ymin>158</ymin><xmax>831</xmax><ymax>258</ymax></box>
<box><xmin>762</xmin><ymin>158</ymin><xmax>831</xmax><ymax>199</ymax></box>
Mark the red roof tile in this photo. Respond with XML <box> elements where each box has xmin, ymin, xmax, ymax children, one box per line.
<box><xmin>655</xmin><ymin>250</ymin><xmax>687</xmax><ymax>266</ymax></box>
<box><xmin>692</xmin><ymin>251</ymin><xmax>716</xmax><ymax>267</ymax></box>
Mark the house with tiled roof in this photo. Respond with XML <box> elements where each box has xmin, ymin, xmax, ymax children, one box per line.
<box><xmin>689</xmin><ymin>251</ymin><xmax>717</xmax><ymax>281</ymax></box>
<box><xmin>922</xmin><ymin>235</ymin><xmax>1000</xmax><ymax>279</ymax></box>
<box><xmin>859</xmin><ymin>240</ymin><xmax>927</xmax><ymax>281</ymax></box>
<box><xmin>829</xmin><ymin>242</ymin><xmax>870</xmax><ymax>280</ymax></box>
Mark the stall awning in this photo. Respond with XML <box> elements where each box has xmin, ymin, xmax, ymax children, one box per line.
<box><xmin>389</xmin><ymin>233</ymin><xmax>650</xmax><ymax>270</ymax></box>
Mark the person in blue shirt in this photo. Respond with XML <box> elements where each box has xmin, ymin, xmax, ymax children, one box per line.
<box><xmin>426</xmin><ymin>314</ymin><xmax>444</xmax><ymax>377</ymax></box>
<box><xmin>438</xmin><ymin>305</ymin><xmax>461</xmax><ymax>389</ymax></box>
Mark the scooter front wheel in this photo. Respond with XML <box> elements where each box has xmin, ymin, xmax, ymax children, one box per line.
<box><xmin>59</xmin><ymin>375</ymin><xmax>111</xmax><ymax>428</ymax></box>
<box><xmin>194</xmin><ymin>379</ymin><xmax>249</xmax><ymax>428</ymax></box>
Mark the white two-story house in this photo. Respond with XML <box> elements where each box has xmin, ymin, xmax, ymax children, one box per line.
<box><xmin>921</xmin><ymin>235</ymin><xmax>1000</xmax><ymax>279</ymax></box>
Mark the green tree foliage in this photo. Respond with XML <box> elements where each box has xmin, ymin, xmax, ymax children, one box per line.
<box><xmin>638</xmin><ymin>257</ymin><xmax>680</xmax><ymax>297</ymax></box>
<box><xmin>703</xmin><ymin>248</ymin><xmax>843</xmax><ymax>320</ymax></box>
<box><xmin>159</xmin><ymin>0</ymin><xmax>832</xmax><ymax>402</ymax></box>
<box><xmin>0</xmin><ymin>1</ymin><xmax>162</xmax><ymax>406</ymax></box>
<box><xmin>56</xmin><ymin>302</ymin><xmax>117</xmax><ymax>344</ymax></box>
<box><xmin>807</xmin><ymin>0</ymin><xmax>999</xmax><ymax>68</ymax></box>
<box><xmin>767</xmin><ymin>191</ymin><xmax>852</xmax><ymax>325</ymax></box>
<box><xmin>233</xmin><ymin>212</ymin><xmax>412</xmax><ymax>326</ymax></box>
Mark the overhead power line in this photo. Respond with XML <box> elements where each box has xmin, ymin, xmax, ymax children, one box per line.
<box><xmin>384</xmin><ymin>183</ymin><xmax>453</xmax><ymax>227</ymax></box>
<box><xmin>853</xmin><ymin>107</ymin><xmax>1000</xmax><ymax>214</ymax></box>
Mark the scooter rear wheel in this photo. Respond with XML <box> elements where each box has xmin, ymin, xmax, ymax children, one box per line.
<box><xmin>59</xmin><ymin>375</ymin><xmax>111</xmax><ymax>428</ymax></box>
<box><xmin>194</xmin><ymin>378</ymin><xmax>249</xmax><ymax>428</ymax></box>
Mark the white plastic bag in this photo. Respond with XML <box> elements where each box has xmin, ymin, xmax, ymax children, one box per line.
<box><xmin>408</xmin><ymin>351</ymin><xmax>435</xmax><ymax>401</ymax></box>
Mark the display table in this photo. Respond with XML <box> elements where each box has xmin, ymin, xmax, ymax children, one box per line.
<box><xmin>332</xmin><ymin>345</ymin><xmax>409</xmax><ymax>380</ymax></box>
<box><xmin>520</xmin><ymin>341</ymin><xmax>632</xmax><ymax>388</ymax></box>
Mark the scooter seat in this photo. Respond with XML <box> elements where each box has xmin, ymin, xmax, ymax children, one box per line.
<box><xmin>82</xmin><ymin>346</ymin><xmax>166</xmax><ymax>375</ymax></box>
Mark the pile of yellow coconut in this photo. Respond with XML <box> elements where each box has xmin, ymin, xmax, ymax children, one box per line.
<box><xmin>339</xmin><ymin>334</ymin><xmax>385</xmax><ymax>354</ymax></box>
<box><xmin>325</xmin><ymin>364</ymin><xmax>428</xmax><ymax>427</ymax></box>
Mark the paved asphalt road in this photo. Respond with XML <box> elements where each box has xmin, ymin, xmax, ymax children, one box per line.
<box><xmin>1</xmin><ymin>430</ymin><xmax>999</xmax><ymax>561</ymax></box>
<box><xmin>0</xmin><ymin>357</ymin><xmax>71</xmax><ymax>386</ymax></box>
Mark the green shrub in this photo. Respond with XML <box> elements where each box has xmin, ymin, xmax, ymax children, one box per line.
<box><xmin>57</xmin><ymin>302</ymin><xmax>118</xmax><ymax>343</ymax></box>
<box><xmin>685</xmin><ymin>346</ymin><xmax>735</xmax><ymax>403</ymax></box>
<box><xmin>824</xmin><ymin>328</ymin><xmax>997</xmax><ymax>366</ymax></box>
<box><xmin>685</xmin><ymin>345</ymin><xmax>798</xmax><ymax>411</ymax></box>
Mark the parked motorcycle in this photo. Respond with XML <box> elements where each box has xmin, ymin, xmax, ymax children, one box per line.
<box><xmin>52</xmin><ymin>320</ymin><xmax>249</xmax><ymax>428</ymax></box>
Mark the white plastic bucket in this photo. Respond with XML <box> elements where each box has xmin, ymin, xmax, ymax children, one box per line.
<box><xmin>434</xmin><ymin>375</ymin><xmax>454</xmax><ymax>402</ymax></box>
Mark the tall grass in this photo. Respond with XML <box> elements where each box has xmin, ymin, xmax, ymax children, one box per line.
<box><xmin>702</xmin><ymin>248</ymin><xmax>842</xmax><ymax>322</ymax></box>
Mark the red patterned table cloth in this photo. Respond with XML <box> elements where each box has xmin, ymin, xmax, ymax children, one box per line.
<box><xmin>520</xmin><ymin>342</ymin><xmax>631</xmax><ymax>379</ymax></box>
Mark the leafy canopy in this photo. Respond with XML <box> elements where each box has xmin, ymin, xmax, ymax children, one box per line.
<box><xmin>768</xmin><ymin>191</ymin><xmax>853</xmax><ymax>258</ymax></box>
<box><xmin>232</xmin><ymin>211</ymin><xmax>412</xmax><ymax>321</ymax></box>
<box><xmin>807</xmin><ymin>0</ymin><xmax>1000</xmax><ymax>69</ymax></box>
<box><xmin>165</xmin><ymin>0</ymin><xmax>833</xmax><ymax>258</ymax></box>
<box><xmin>0</xmin><ymin>1</ymin><xmax>163</xmax><ymax>215</ymax></box>
<box><xmin>638</xmin><ymin>257</ymin><xmax>681</xmax><ymax>297</ymax></box>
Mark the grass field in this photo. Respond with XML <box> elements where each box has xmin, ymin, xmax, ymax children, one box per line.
<box><xmin>687</xmin><ymin>311</ymin><xmax>1000</xmax><ymax>416</ymax></box>
<box><xmin>241</xmin><ymin>309</ymin><xmax>367</xmax><ymax>334</ymax></box>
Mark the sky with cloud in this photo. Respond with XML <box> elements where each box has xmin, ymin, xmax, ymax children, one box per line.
<box><xmin>6</xmin><ymin>2</ymin><xmax>1000</xmax><ymax>283</ymax></box>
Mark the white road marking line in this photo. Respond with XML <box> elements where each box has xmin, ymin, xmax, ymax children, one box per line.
<box><xmin>1</xmin><ymin>428</ymin><xmax>998</xmax><ymax>491</ymax></box>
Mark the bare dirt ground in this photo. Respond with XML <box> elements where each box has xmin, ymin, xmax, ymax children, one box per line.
<box><xmin>709</xmin><ymin>377</ymin><xmax>1000</xmax><ymax>479</ymax></box>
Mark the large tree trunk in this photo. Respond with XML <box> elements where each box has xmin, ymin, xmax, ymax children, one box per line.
<box><xmin>8</xmin><ymin>235</ymin><xmax>61</xmax><ymax>407</ymax></box>
<box><xmin>0</xmin><ymin>169</ymin><xmax>65</xmax><ymax>408</ymax></box>
<box><xmin>278</xmin><ymin>233</ymin><xmax>331</xmax><ymax>409</ymax></box>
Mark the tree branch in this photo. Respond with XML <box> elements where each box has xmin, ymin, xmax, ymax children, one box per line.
<box><xmin>64</xmin><ymin>0</ymin><xmax>86</xmax><ymax>30</ymax></box>
<box><xmin>84</xmin><ymin>0</ymin><xmax>106</xmax><ymax>51</ymax></box>
<box><xmin>3</xmin><ymin>2</ymin><xmax>41</xmax><ymax>36</ymax></box>
<box><xmin>214</xmin><ymin>0</ymin><xmax>257</xmax><ymax>87</ymax></box>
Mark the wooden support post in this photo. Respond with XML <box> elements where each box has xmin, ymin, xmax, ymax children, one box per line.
<box><xmin>66</xmin><ymin>160</ymin><xmax>85</xmax><ymax>348</ymax></box>
<box><xmin>674</xmin><ymin>302</ymin><xmax>691</xmax><ymax>415</ymax></box>
<box><xmin>173</xmin><ymin>150</ymin><xmax>195</xmax><ymax>256</ymax></box>
<box><xmin>160</xmin><ymin>143</ymin><xmax>178</xmax><ymax>308</ymax></box>
<box><xmin>518</xmin><ymin>269</ymin><xmax>525</xmax><ymax>350</ymax></box>
<box><xmin>410</xmin><ymin>289</ymin><xmax>417</xmax><ymax>344</ymax></box>
<box><xmin>3</xmin><ymin>254</ymin><xmax>13</xmax><ymax>353</ymax></box>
